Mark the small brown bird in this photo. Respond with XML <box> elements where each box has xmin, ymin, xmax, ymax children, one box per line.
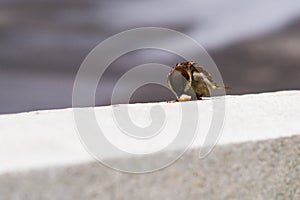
<box><xmin>167</xmin><ymin>61</ymin><xmax>230</xmax><ymax>101</ymax></box>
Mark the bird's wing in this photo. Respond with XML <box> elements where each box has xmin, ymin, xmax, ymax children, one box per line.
<box><xmin>192</xmin><ymin>63</ymin><xmax>214</xmax><ymax>82</ymax></box>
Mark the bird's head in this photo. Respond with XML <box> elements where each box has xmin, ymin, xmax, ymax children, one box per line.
<box><xmin>167</xmin><ymin>62</ymin><xmax>193</xmax><ymax>97</ymax></box>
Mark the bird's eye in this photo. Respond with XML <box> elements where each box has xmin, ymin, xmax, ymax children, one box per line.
<box><xmin>176</xmin><ymin>63</ymin><xmax>179</xmax><ymax>66</ymax></box>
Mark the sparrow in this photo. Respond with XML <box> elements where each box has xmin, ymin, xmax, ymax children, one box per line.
<box><xmin>167</xmin><ymin>61</ymin><xmax>230</xmax><ymax>101</ymax></box>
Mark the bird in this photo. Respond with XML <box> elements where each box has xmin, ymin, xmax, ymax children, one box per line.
<box><xmin>167</xmin><ymin>61</ymin><xmax>230</xmax><ymax>101</ymax></box>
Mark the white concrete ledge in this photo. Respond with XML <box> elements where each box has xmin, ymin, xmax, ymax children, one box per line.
<box><xmin>0</xmin><ymin>91</ymin><xmax>300</xmax><ymax>199</ymax></box>
<box><xmin>1</xmin><ymin>136</ymin><xmax>299</xmax><ymax>199</ymax></box>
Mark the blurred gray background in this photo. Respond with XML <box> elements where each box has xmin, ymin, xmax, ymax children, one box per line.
<box><xmin>1</xmin><ymin>0</ymin><xmax>300</xmax><ymax>114</ymax></box>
